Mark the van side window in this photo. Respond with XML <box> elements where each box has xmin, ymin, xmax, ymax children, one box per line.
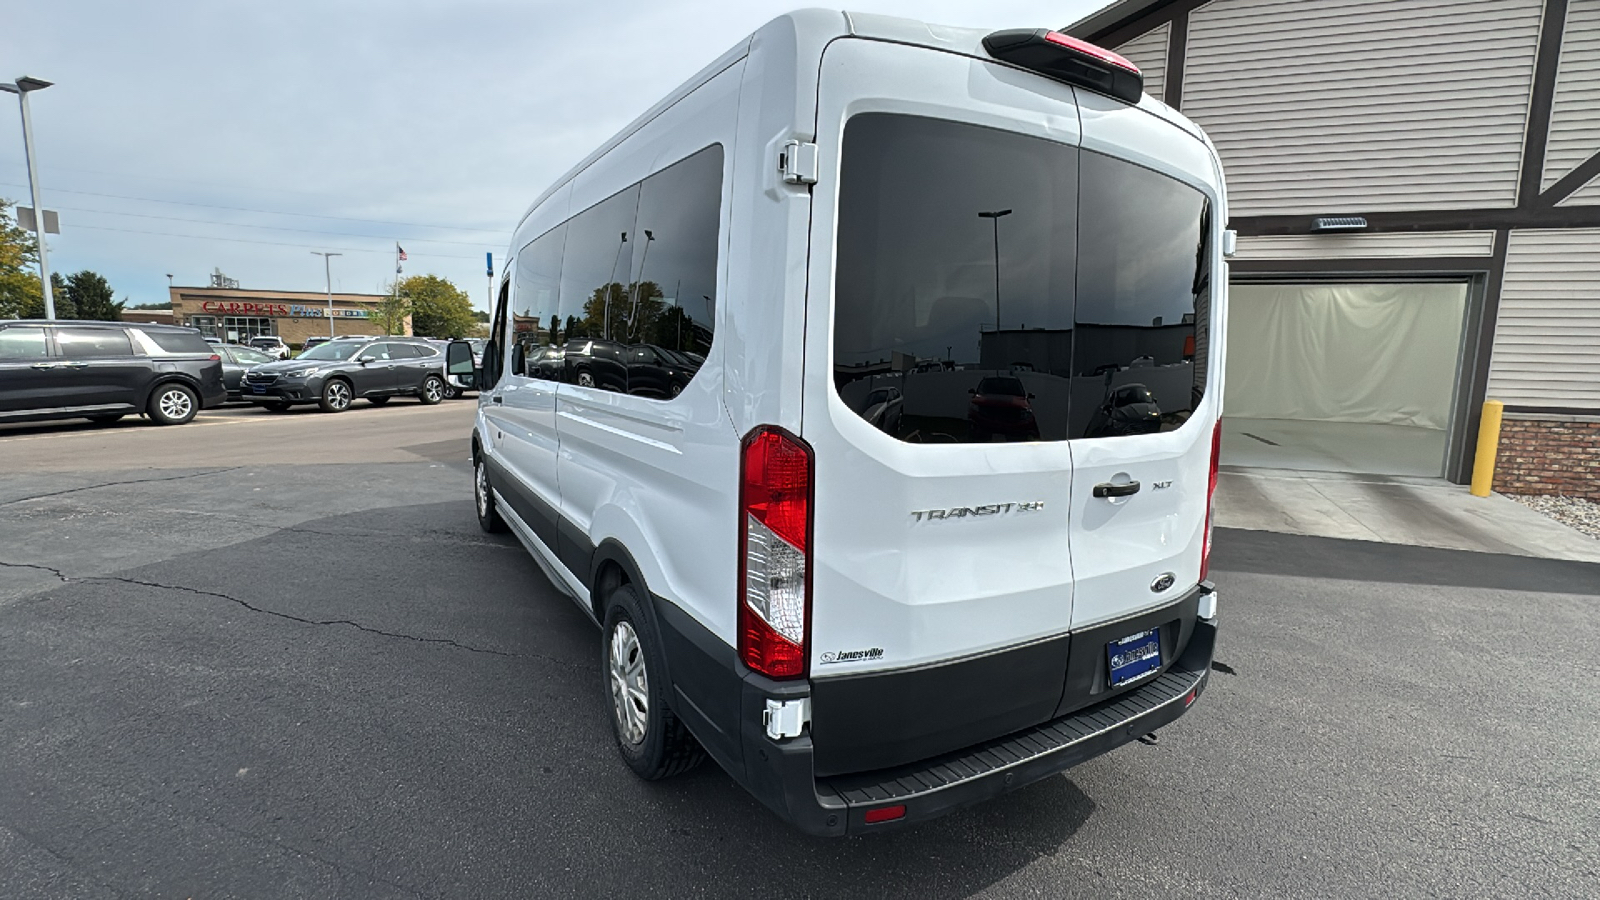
<box><xmin>1074</xmin><ymin>152</ymin><xmax>1210</xmax><ymax>439</ymax></box>
<box><xmin>56</xmin><ymin>327</ymin><xmax>135</xmax><ymax>359</ymax></box>
<box><xmin>626</xmin><ymin>145</ymin><xmax>722</xmax><ymax>374</ymax></box>
<box><xmin>558</xmin><ymin>186</ymin><xmax>641</xmax><ymax>386</ymax></box>
<box><xmin>0</xmin><ymin>326</ymin><xmax>49</xmax><ymax>359</ymax></box>
<box><xmin>483</xmin><ymin>279</ymin><xmax>510</xmax><ymax>390</ymax></box>
<box><xmin>512</xmin><ymin>222</ymin><xmax>567</xmax><ymax>376</ymax></box>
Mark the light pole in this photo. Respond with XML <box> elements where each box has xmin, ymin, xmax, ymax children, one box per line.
<box><xmin>977</xmin><ymin>209</ymin><xmax>1012</xmax><ymax>331</ymax></box>
<box><xmin>310</xmin><ymin>251</ymin><xmax>341</xmax><ymax>337</ymax></box>
<box><xmin>2</xmin><ymin>77</ymin><xmax>56</xmax><ymax>319</ymax></box>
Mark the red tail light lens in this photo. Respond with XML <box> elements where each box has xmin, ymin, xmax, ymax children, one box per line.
<box><xmin>739</xmin><ymin>426</ymin><xmax>813</xmax><ymax>679</ymax></box>
<box><xmin>209</xmin><ymin>354</ymin><xmax>221</xmax><ymax>362</ymax></box>
<box><xmin>1199</xmin><ymin>420</ymin><xmax>1222</xmax><ymax>582</ymax></box>
<box><xmin>1042</xmin><ymin>31</ymin><xmax>1140</xmax><ymax>74</ymax></box>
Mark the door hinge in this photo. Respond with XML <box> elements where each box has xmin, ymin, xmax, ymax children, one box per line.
<box><xmin>763</xmin><ymin>696</ymin><xmax>811</xmax><ymax>740</ymax></box>
<box><xmin>781</xmin><ymin>140</ymin><xmax>819</xmax><ymax>185</ymax></box>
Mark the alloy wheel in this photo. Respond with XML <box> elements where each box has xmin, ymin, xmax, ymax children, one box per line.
<box><xmin>327</xmin><ymin>382</ymin><xmax>351</xmax><ymax>410</ymax></box>
<box><xmin>159</xmin><ymin>388</ymin><xmax>193</xmax><ymax>420</ymax></box>
<box><xmin>475</xmin><ymin>459</ymin><xmax>490</xmax><ymax>519</ymax></box>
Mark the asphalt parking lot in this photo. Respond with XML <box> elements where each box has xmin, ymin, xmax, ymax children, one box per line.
<box><xmin>2</xmin><ymin>402</ymin><xmax>1597</xmax><ymax>899</ymax></box>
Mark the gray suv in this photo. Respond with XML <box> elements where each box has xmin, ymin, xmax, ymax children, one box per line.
<box><xmin>0</xmin><ymin>320</ymin><xmax>226</xmax><ymax>426</ymax></box>
<box><xmin>241</xmin><ymin>336</ymin><xmax>447</xmax><ymax>412</ymax></box>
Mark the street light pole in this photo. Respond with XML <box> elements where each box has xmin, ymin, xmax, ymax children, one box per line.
<box><xmin>3</xmin><ymin>77</ymin><xmax>56</xmax><ymax>320</ymax></box>
<box><xmin>311</xmin><ymin>252</ymin><xmax>341</xmax><ymax>337</ymax></box>
<box><xmin>978</xmin><ymin>209</ymin><xmax>1012</xmax><ymax>332</ymax></box>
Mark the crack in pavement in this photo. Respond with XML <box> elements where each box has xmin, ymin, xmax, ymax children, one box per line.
<box><xmin>78</xmin><ymin>573</ymin><xmax>575</xmax><ymax>666</ymax></box>
<box><xmin>0</xmin><ymin>559</ymin><xmax>72</xmax><ymax>583</ymax></box>
<box><xmin>0</xmin><ymin>467</ymin><xmax>244</xmax><ymax>508</ymax></box>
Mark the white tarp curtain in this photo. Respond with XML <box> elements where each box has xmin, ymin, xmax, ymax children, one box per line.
<box><xmin>1224</xmin><ymin>282</ymin><xmax>1468</xmax><ymax>430</ymax></box>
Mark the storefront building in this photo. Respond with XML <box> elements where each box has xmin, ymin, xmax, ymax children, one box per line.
<box><xmin>168</xmin><ymin>286</ymin><xmax>407</xmax><ymax>348</ymax></box>
<box><xmin>1069</xmin><ymin>0</ymin><xmax>1600</xmax><ymax>497</ymax></box>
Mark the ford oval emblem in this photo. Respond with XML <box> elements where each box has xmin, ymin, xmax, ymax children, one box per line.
<box><xmin>1150</xmin><ymin>572</ymin><xmax>1176</xmax><ymax>593</ymax></box>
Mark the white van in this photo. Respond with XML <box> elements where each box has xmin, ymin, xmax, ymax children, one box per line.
<box><xmin>461</xmin><ymin>10</ymin><xmax>1229</xmax><ymax>836</ymax></box>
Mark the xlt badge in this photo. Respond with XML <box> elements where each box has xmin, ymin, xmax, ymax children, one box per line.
<box><xmin>911</xmin><ymin>501</ymin><xmax>1044</xmax><ymax>522</ymax></box>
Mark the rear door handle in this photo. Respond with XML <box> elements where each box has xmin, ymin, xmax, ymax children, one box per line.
<box><xmin>491</xmin><ymin>395</ymin><xmax>503</xmax><ymax>404</ymax></box>
<box><xmin>1093</xmin><ymin>481</ymin><xmax>1141</xmax><ymax>498</ymax></box>
<box><xmin>31</xmin><ymin>362</ymin><xmax>59</xmax><ymax>369</ymax></box>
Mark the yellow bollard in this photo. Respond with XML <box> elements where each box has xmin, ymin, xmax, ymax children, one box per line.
<box><xmin>1470</xmin><ymin>399</ymin><xmax>1505</xmax><ymax>497</ymax></box>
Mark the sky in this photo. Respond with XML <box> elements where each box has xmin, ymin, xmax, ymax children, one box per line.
<box><xmin>0</xmin><ymin>0</ymin><xmax>1103</xmax><ymax>311</ymax></box>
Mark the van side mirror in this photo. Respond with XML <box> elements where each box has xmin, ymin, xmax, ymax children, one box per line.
<box><xmin>446</xmin><ymin>340</ymin><xmax>474</xmax><ymax>376</ymax></box>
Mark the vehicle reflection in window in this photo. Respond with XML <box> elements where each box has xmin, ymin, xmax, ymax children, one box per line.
<box><xmin>831</xmin><ymin>113</ymin><xmax>1211</xmax><ymax>445</ymax></box>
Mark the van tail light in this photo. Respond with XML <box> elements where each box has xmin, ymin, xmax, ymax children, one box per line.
<box><xmin>1199</xmin><ymin>420</ymin><xmax>1222</xmax><ymax>583</ymax></box>
<box><xmin>209</xmin><ymin>354</ymin><xmax>221</xmax><ymax>362</ymax></box>
<box><xmin>739</xmin><ymin>426</ymin><xmax>812</xmax><ymax>680</ymax></box>
<box><xmin>982</xmin><ymin>29</ymin><xmax>1144</xmax><ymax>104</ymax></box>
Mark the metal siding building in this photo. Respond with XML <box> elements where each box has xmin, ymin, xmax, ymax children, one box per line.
<box><xmin>1072</xmin><ymin>0</ymin><xmax>1600</xmax><ymax>495</ymax></box>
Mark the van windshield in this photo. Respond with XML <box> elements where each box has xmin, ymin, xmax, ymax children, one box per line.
<box><xmin>832</xmin><ymin>113</ymin><xmax>1210</xmax><ymax>444</ymax></box>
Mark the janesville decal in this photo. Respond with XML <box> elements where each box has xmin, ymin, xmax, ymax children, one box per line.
<box><xmin>820</xmin><ymin>648</ymin><xmax>885</xmax><ymax>665</ymax></box>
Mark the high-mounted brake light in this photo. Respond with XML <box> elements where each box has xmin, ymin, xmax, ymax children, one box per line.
<box><xmin>982</xmin><ymin>28</ymin><xmax>1145</xmax><ymax>104</ymax></box>
<box><xmin>1199</xmin><ymin>420</ymin><xmax>1222</xmax><ymax>582</ymax></box>
<box><xmin>738</xmin><ymin>426</ymin><xmax>813</xmax><ymax>680</ymax></box>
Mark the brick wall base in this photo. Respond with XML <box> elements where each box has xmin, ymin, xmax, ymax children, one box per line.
<box><xmin>1492</xmin><ymin>414</ymin><xmax>1600</xmax><ymax>500</ymax></box>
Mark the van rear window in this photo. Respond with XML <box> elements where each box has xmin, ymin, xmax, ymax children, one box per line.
<box><xmin>832</xmin><ymin>113</ymin><xmax>1210</xmax><ymax>443</ymax></box>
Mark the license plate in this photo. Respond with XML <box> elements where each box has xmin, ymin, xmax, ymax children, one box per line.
<box><xmin>1107</xmin><ymin>629</ymin><xmax>1161</xmax><ymax>687</ymax></box>
<box><xmin>250</xmin><ymin>385</ymin><xmax>265</xmax><ymax>393</ymax></box>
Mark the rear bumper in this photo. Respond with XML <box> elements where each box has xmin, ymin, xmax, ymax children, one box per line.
<box><xmin>657</xmin><ymin>587</ymin><xmax>1217</xmax><ymax>837</ymax></box>
<box><xmin>749</xmin><ymin>616</ymin><xmax>1214</xmax><ymax>836</ymax></box>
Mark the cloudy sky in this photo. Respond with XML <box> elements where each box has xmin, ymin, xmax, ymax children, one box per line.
<box><xmin>1</xmin><ymin>1</ymin><xmax>1101</xmax><ymax>310</ymax></box>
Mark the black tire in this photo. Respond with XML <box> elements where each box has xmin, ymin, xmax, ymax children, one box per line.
<box><xmin>443</xmin><ymin>383</ymin><xmax>462</xmax><ymax>400</ymax></box>
<box><xmin>262</xmin><ymin>401</ymin><xmax>292</xmax><ymax>413</ymax></box>
<box><xmin>602</xmin><ymin>585</ymin><xmax>705</xmax><ymax>780</ymax></box>
<box><xmin>418</xmin><ymin>375</ymin><xmax>445</xmax><ymax>405</ymax></box>
<box><xmin>147</xmin><ymin>383</ymin><xmax>199</xmax><ymax>425</ymax></box>
<box><xmin>367</xmin><ymin>396</ymin><xmax>391</xmax><ymax>407</ymax></box>
<box><xmin>318</xmin><ymin>379</ymin><xmax>353</xmax><ymax>413</ymax></box>
<box><xmin>473</xmin><ymin>453</ymin><xmax>508</xmax><ymax>533</ymax></box>
<box><xmin>86</xmin><ymin>414</ymin><xmax>125</xmax><ymax>425</ymax></box>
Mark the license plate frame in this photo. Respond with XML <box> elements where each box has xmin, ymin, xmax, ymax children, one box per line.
<box><xmin>1107</xmin><ymin>628</ymin><xmax>1162</xmax><ymax>688</ymax></box>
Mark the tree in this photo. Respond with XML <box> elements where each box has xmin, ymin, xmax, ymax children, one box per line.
<box><xmin>63</xmin><ymin>270</ymin><xmax>121</xmax><ymax>321</ymax></box>
<box><xmin>369</xmin><ymin>286</ymin><xmax>411</xmax><ymax>336</ymax></box>
<box><xmin>398</xmin><ymin>274</ymin><xmax>476</xmax><ymax>338</ymax></box>
<box><xmin>0</xmin><ymin>199</ymin><xmax>43</xmax><ymax>320</ymax></box>
<box><xmin>547</xmin><ymin>314</ymin><xmax>560</xmax><ymax>345</ymax></box>
<box><xmin>128</xmin><ymin>301</ymin><xmax>170</xmax><ymax>310</ymax></box>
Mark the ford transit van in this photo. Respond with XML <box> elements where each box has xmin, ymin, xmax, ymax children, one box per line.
<box><xmin>463</xmin><ymin>10</ymin><xmax>1229</xmax><ymax>836</ymax></box>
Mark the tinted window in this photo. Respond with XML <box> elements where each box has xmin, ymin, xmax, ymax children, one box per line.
<box><xmin>388</xmin><ymin>343</ymin><xmax>420</xmax><ymax>359</ymax></box>
<box><xmin>626</xmin><ymin>145</ymin><xmax>721</xmax><ymax>361</ymax></box>
<box><xmin>0</xmin><ymin>326</ymin><xmax>49</xmax><ymax>359</ymax></box>
<box><xmin>833</xmin><ymin>114</ymin><xmax>1210</xmax><ymax>444</ymax></box>
<box><xmin>414</xmin><ymin>344</ymin><xmax>440</xmax><ymax>358</ymax></box>
<box><xmin>232</xmin><ymin>347</ymin><xmax>274</xmax><ymax>364</ymax></box>
<box><xmin>559</xmin><ymin>186</ymin><xmax>640</xmax><ymax>360</ymax></box>
<box><xmin>361</xmin><ymin>343</ymin><xmax>394</xmax><ymax>361</ymax></box>
<box><xmin>56</xmin><ymin>327</ymin><xmax>134</xmax><ymax>359</ymax></box>
<box><xmin>298</xmin><ymin>341</ymin><xmax>362</xmax><ymax>361</ymax></box>
<box><xmin>144</xmin><ymin>330</ymin><xmax>215</xmax><ymax>354</ymax></box>
<box><xmin>1075</xmin><ymin>151</ymin><xmax>1210</xmax><ymax>439</ymax></box>
<box><xmin>512</xmin><ymin>223</ymin><xmax>566</xmax><ymax>375</ymax></box>
<box><xmin>834</xmin><ymin>114</ymin><xmax>1076</xmax><ymax>443</ymax></box>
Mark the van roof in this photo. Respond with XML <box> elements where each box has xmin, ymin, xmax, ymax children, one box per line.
<box><xmin>514</xmin><ymin>8</ymin><xmax>1206</xmax><ymax>236</ymax></box>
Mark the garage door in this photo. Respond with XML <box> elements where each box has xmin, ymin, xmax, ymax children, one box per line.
<box><xmin>1222</xmin><ymin>281</ymin><xmax>1469</xmax><ymax>477</ymax></box>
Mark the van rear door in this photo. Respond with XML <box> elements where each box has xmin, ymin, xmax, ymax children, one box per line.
<box><xmin>800</xmin><ymin>38</ymin><xmax>1086</xmax><ymax>775</ymax></box>
<box><xmin>1064</xmin><ymin>98</ymin><xmax>1222</xmax><ymax>632</ymax></box>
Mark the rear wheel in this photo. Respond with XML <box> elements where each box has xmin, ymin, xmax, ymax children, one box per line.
<box><xmin>318</xmin><ymin>379</ymin><xmax>353</xmax><ymax>413</ymax></box>
<box><xmin>418</xmin><ymin>375</ymin><xmax>445</xmax><ymax>405</ymax></box>
<box><xmin>473</xmin><ymin>454</ymin><xmax>508</xmax><ymax>533</ymax></box>
<box><xmin>603</xmin><ymin>585</ymin><xmax>705</xmax><ymax>780</ymax></box>
<box><xmin>443</xmin><ymin>382</ymin><xmax>462</xmax><ymax>400</ymax></box>
<box><xmin>148</xmin><ymin>384</ymin><xmax>198</xmax><ymax>425</ymax></box>
<box><xmin>367</xmin><ymin>396</ymin><xmax>391</xmax><ymax>407</ymax></box>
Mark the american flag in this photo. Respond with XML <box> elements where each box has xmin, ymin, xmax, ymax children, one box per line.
<box><xmin>396</xmin><ymin>244</ymin><xmax>408</xmax><ymax>261</ymax></box>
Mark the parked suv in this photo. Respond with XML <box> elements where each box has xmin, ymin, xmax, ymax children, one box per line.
<box><xmin>242</xmin><ymin>336</ymin><xmax>447</xmax><ymax>412</ymax></box>
<box><xmin>0</xmin><ymin>320</ymin><xmax>226</xmax><ymax>426</ymax></box>
<box><xmin>465</xmin><ymin>12</ymin><xmax>1228</xmax><ymax>836</ymax></box>
<box><xmin>248</xmin><ymin>335</ymin><xmax>291</xmax><ymax>359</ymax></box>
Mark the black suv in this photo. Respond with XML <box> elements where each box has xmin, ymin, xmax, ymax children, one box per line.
<box><xmin>241</xmin><ymin>336</ymin><xmax>448</xmax><ymax>412</ymax></box>
<box><xmin>0</xmin><ymin>320</ymin><xmax>226</xmax><ymax>426</ymax></box>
